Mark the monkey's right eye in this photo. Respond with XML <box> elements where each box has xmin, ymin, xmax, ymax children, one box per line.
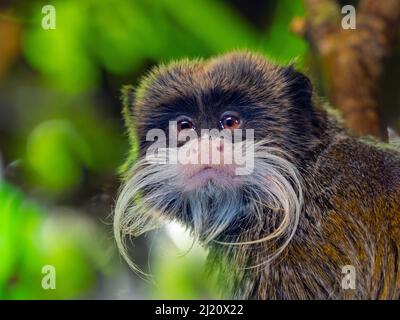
<box><xmin>176</xmin><ymin>117</ymin><xmax>195</xmax><ymax>132</ymax></box>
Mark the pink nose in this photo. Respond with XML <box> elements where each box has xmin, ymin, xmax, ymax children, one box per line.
<box><xmin>183</xmin><ymin>137</ymin><xmax>230</xmax><ymax>166</ymax></box>
<box><xmin>179</xmin><ymin>137</ymin><xmax>237</xmax><ymax>190</ymax></box>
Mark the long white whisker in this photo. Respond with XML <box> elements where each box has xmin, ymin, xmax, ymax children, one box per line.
<box><xmin>113</xmin><ymin>138</ymin><xmax>303</xmax><ymax>273</ymax></box>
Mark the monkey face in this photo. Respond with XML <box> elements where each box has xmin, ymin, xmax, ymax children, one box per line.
<box><xmin>131</xmin><ymin>51</ymin><xmax>317</xmax><ymax>159</ymax></box>
<box><xmin>115</xmin><ymin>52</ymin><xmax>313</xmax><ymax>260</ymax></box>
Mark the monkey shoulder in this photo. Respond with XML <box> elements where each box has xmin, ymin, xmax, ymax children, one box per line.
<box><xmin>312</xmin><ymin>135</ymin><xmax>400</xmax><ymax>216</ymax></box>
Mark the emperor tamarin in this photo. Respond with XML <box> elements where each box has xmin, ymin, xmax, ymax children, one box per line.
<box><xmin>114</xmin><ymin>51</ymin><xmax>400</xmax><ymax>299</ymax></box>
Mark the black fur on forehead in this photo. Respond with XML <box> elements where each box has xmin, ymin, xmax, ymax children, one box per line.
<box><xmin>123</xmin><ymin>51</ymin><xmax>323</xmax><ymax>161</ymax></box>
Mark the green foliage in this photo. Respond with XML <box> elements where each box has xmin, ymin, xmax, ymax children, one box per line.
<box><xmin>90</xmin><ymin>0</ymin><xmax>164</xmax><ymax>74</ymax></box>
<box><xmin>22</xmin><ymin>105</ymin><xmax>126</xmax><ymax>194</ymax></box>
<box><xmin>26</xmin><ymin>119</ymin><xmax>91</xmax><ymax>193</ymax></box>
<box><xmin>159</xmin><ymin>0</ymin><xmax>258</xmax><ymax>53</ymax></box>
<box><xmin>152</xmin><ymin>237</ymin><xmax>217</xmax><ymax>299</ymax></box>
<box><xmin>262</xmin><ymin>0</ymin><xmax>307</xmax><ymax>65</ymax></box>
<box><xmin>0</xmin><ymin>182</ymin><xmax>111</xmax><ymax>299</ymax></box>
<box><xmin>23</xmin><ymin>0</ymin><xmax>307</xmax><ymax>92</ymax></box>
<box><xmin>24</xmin><ymin>1</ymin><xmax>99</xmax><ymax>92</ymax></box>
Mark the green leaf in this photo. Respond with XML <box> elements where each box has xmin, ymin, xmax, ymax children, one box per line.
<box><xmin>23</xmin><ymin>1</ymin><xmax>98</xmax><ymax>92</ymax></box>
<box><xmin>261</xmin><ymin>0</ymin><xmax>307</xmax><ymax>66</ymax></box>
<box><xmin>26</xmin><ymin>119</ymin><xmax>91</xmax><ymax>193</ymax></box>
<box><xmin>160</xmin><ymin>0</ymin><xmax>258</xmax><ymax>54</ymax></box>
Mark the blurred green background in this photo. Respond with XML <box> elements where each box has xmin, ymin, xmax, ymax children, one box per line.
<box><xmin>0</xmin><ymin>0</ymin><xmax>398</xmax><ymax>300</ymax></box>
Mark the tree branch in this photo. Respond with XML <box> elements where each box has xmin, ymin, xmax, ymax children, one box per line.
<box><xmin>293</xmin><ymin>0</ymin><xmax>400</xmax><ymax>141</ymax></box>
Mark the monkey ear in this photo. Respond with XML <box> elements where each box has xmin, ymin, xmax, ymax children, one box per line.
<box><xmin>282</xmin><ymin>65</ymin><xmax>313</xmax><ymax>110</ymax></box>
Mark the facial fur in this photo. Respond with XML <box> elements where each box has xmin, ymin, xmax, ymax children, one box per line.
<box><xmin>114</xmin><ymin>52</ymin><xmax>317</xmax><ymax>270</ymax></box>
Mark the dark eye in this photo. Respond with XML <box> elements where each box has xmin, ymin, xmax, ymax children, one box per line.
<box><xmin>176</xmin><ymin>117</ymin><xmax>195</xmax><ymax>132</ymax></box>
<box><xmin>220</xmin><ymin>112</ymin><xmax>241</xmax><ymax>130</ymax></box>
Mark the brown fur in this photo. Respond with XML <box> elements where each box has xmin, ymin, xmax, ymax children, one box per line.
<box><xmin>209</xmin><ymin>136</ymin><xmax>400</xmax><ymax>299</ymax></box>
<box><xmin>121</xmin><ymin>51</ymin><xmax>400</xmax><ymax>299</ymax></box>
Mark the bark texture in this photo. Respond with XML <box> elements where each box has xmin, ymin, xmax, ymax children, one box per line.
<box><xmin>292</xmin><ymin>0</ymin><xmax>400</xmax><ymax>140</ymax></box>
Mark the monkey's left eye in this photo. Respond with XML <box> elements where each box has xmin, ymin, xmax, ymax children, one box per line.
<box><xmin>219</xmin><ymin>112</ymin><xmax>241</xmax><ymax>130</ymax></box>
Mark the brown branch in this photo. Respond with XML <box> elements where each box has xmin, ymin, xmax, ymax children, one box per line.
<box><xmin>0</xmin><ymin>15</ymin><xmax>21</xmax><ymax>77</ymax></box>
<box><xmin>293</xmin><ymin>0</ymin><xmax>400</xmax><ymax>141</ymax></box>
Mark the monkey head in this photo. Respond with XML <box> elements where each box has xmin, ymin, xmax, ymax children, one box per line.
<box><xmin>114</xmin><ymin>51</ymin><xmax>322</xmax><ymax>271</ymax></box>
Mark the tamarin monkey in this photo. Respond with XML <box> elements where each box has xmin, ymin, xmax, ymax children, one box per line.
<box><xmin>114</xmin><ymin>51</ymin><xmax>400</xmax><ymax>299</ymax></box>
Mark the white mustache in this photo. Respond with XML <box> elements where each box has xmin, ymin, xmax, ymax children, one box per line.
<box><xmin>113</xmin><ymin>139</ymin><xmax>303</xmax><ymax>274</ymax></box>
